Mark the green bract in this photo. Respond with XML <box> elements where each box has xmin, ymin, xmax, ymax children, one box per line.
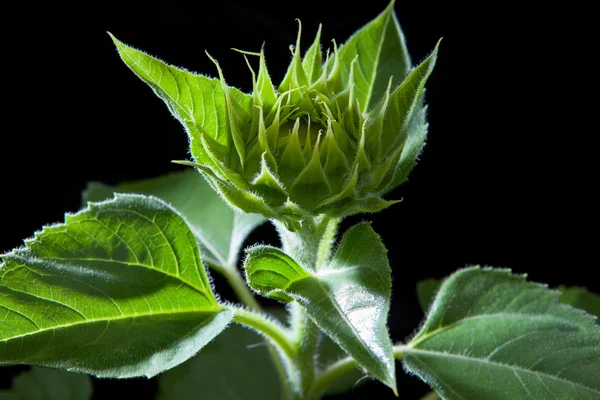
<box><xmin>110</xmin><ymin>2</ymin><xmax>439</xmax><ymax>229</ymax></box>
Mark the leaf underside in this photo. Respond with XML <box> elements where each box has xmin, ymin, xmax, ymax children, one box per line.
<box><xmin>0</xmin><ymin>194</ymin><xmax>233</xmax><ymax>378</ymax></box>
<box><xmin>405</xmin><ymin>267</ymin><xmax>600</xmax><ymax>400</ymax></box>
<box><xmin>245</xmin><ymin>222</ymin><xmax>396</xmax><ymax>391</ymax></box>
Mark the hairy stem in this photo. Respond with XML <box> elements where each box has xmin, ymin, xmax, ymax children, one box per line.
<box><xmin>307</xmin><ymin>345</ymin><xmax>410</xmax><ymax>398</ymax></box>
<box><xmin>273</xmin><ymin>216</ymin><xmax>339</xmax><ymax>398</ymax></box>
<box><xmin>222</xmin><ymin>265</ymin><xmax>262</xmax><ymax>310</ymax></box>
<box><xmin>232</xmin><ymin>307</ymin><xmax>296</xmax><ymax>360</ymax></box>
<box><xmin>217</xmin><ymin>265</ymin><xmax>294</xmax><ymax>399</ymax></box>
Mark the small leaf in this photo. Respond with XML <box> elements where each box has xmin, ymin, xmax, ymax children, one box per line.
<box><xmin>279</xmin><ymin>20</ymin><xmax>309</xmax><ymax>94</ymax></box>
<box><xmin>0</xmin><ymin>194</ymin><xmax>233</xmax><ymax>378</ymax></box>
<box><xmin>289</xmin><ymin>134</ymin><xmax>331</xmax><ymax>209</ymax></box>
<box><xmin>0</xmin><ymin>367</ymin><xmax>92</xmax><ymax>400</ymax></box>
<box><xmin>328</xmin><ymin>1</ymin><xmax>411</xmax><ymax>111</ymax></box>
<box><xmin>83</xmin><ymin>170</ymin><xmax>265</xmax><ymax>271</ymax></box>
<box><xmin>257</xmin><ymin>50</ymin><xmax>278</xmax><ymax>111</ymax></box>
<box><xmin>302</xmin><ymin>24</ymin><xmax>323</xmax><ymax>84</ymax></box>
<box><xmin>158</xmin><ymin>322</ymin><xmax>281</xmax><ymax>400</ymax></box>
<box><xmin>244</xmin><ymin>223</ymin><xmax>396</xmax><ymax>392</ymax></box>
<box><xmin>559</xmin><ymin>286</ymin><xmax>600</xmax><ymax>319</ymax></box>
<box><xmin>371</xmin><ymin>42</ymin><xmax>439</xmax><ymax>163</ymax></box>
<box><xmin>420</xmin><ymin>392</ymin><xmax>442</xmax><ymax>400</ymax></box>
<box><xmin>404</xmin><ymin>267</ymin><xmax>600</xmax><ymax>399</ymax></box>
<box><xmin>416</xmin><ymin>278</ymin><xmax>442</xmax><ymax>314</ymax></box>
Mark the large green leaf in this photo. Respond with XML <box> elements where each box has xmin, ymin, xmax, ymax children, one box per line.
<box><xmin>157</xmin><ymin>316</ymin><xmax>282</xmax><ymax>400</ymax></box>
<box><xmin>0</xmin><ymin>367</ymin><xmax>91</xmax><ymax>400</ymax></box>
<box><xmin>331</xmin><ymin>1</ymin><xmax>411</xmax><ymax>112</ymax></box>
<box><xmin>0</xmin><ymin>194</ymin><xmax>233</xmax><ymax>378</ymax></box>
<box><xmin>83</xmin><ymin>170</ymin><xmax>265</xmax><ymax>271</ymax></box>
<box><xmin>404</xmin><ymin>267</ymin><xmax>600</xmax><ymax>399</ymax></box>
<box><xmin>244</xmin><ymin>223</ymin><xmax>396</xmax><ymax>392</ymax></box>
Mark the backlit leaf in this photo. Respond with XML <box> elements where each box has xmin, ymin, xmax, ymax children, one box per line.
<box><xmin>404</xmin><ymin>267</ymin><xmax>600</xmax><ymax>399</ymax></box>
<box><xmin>0</xmin><ymin>194</ymin><xmax>233</xmax><ymax>378</ymax></box>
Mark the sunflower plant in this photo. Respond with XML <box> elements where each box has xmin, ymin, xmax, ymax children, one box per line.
<box><xmin>1</xmin><ymin>2</ymin><xmax>599</xmax><ymax>399</ymax></box>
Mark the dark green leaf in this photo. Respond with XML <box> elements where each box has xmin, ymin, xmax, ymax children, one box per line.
<box><xmin>83</xmin><ymin>170</ymin><xmax>265</xmax><ymax>271</ymax></box>
<box><xmin>316</xmin><ymin>333</ymin><xmax>366</xmax><ymax>395</ymax></box>
<box><xmin>158</xmin><ymin>322</ymin><xmax>281</xmax><ymax>400</ymax></box>
<box><xmin>244</xmin><ymin>223</ymin><xmax>396</xmax><ymax>392</ymax></box>
<box><xmin>416</xmin><ymin>278</ymin><xmax>442</xmax><ymax>314</ymax></box>
<box><xmin>0</xmin><ymin>367</ymin><xmax>91</xmax><ymax>400</ymax></box>
<box><xmin>404</xmin><ymin>267</ymin><xmax>600</xmax><ymax>399</ymax></box>
<box><xmin>0</xmin><ymin>194</ymin><xmax>233</xmax><ymax>378</ymax></box>
<box><xmin>559</xmin><ymin>286</ymin><xmax>600</xmax><ymax>319</ymax></box>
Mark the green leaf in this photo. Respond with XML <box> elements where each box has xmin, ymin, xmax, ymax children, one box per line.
<box><xmin>404</xmin><ymin>267</ymin><xmax>600</xmax><ymax>399</ymax></box>
<box><xmin>244</xmin><ymin>223</ymin><xmax>396</xmax><ymax>392</ymax></box>
<box><xmin>416</xmin><ymin>278</ymin><xmax>442</xmax><ymax>314</ymax></box>
<box><xmin>83</xmin><ymin>169</ymin><xmax>265</xmax><ymax>271</ymax></box>
<box><xmin>0</xmin><ymin>194</ymin><xmax>233</xmax><ymax>378</ymax></box>
<box><xmin>109</xmin><ymin>34</ymin><xmax>252</xmax><ymax>171</ymax></box>
<box><xmin>158</xmin><ymin>322</ymin><xmax>281</xmax><ymax>400</ymax></box>
<box><xmin>0</xmin><ymin>367</ymin><xmax>92</xmax><ymax>400</ymax></box>
<box><xmin>559</xmin><ymin>286</ymin><xmax>600</xmax><ymax>318</ymax></box>
<box><xmin>331</xmin><ymin>1</ymin><xmax>411</xmax><ymax>112</ymax></box>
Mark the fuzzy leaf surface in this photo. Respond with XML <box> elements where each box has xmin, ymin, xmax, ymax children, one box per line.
<box><xmin>0</xmin><ymin>194</ymin><xmax>233</xmax><ymax>378</ymax></box>
<box><xmin>244</xmin><ymin>223</ymin><xmax>396</xmax><ymax>391</ymax></box>
<box><xmin>0</xmin><ymin>367</ymin><xmax>91</xmax><ymax>400</ymax></box>
<box><xmin>404</xmin><ymin>267</ymin><xmax>600</xmax><ymax>399</ymax></box>
<box><xmin>83</xmin><ymin>170</ymin><xmax>265</xmax><ymax>270</ymax></box>
<box><xmin>332</xmin><ymin>1</ymin><xmax>411</xmax><ymax>111</ymax></box>
<box><xmin>110</xmin><ymin>35</ymin><xmax>252</xmax><ymax>169</ymax></box>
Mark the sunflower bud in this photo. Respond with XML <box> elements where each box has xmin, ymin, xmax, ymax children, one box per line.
<box><xmin>111</xmin><ymin>3</ymin><xmax>439</xmax><ymax>229</ymax></box>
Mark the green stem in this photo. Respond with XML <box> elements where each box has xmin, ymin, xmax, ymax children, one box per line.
<box><xmin>222</xmin><ymin>266</ymin><xmax>261</xmax><ymax>310</ymax></box>
<box><xmin>233</xmin><ymin>308</ymin><xmax>297</xmax><ymax>360</ymax></box>
<box><xmin>273</xmin><ymin>216</ymin><xmax>339</xmax><ymax>398</ymax></box>
<box><xmin>211</xmin><ymin>263</ymin><xmax>294</xmax><ymax>399</ymax></box>
<box><xmin>307</xmin><ymin>345</ymin><xmax>409</xmax><ymax>399</ymax></box>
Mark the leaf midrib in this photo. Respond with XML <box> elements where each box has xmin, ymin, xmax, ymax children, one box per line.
<box><xmin>296</xmin><ymin>274</ymin><xmax>390</xmax><ymax>381</ymax></box>
<box><xmin>21</xmin><ymin>256</ymin><xmax>206</xmax><ymax>296</ymax></box>
<box><xmin>0</xmin><ymin>307</ymin><xmax>223</xmax><ymax>344</ymax></box>
<box><xmin>411</xmin><ymin>312</ymin><xmax>583</xmax><ymax>348</ymax></box>
<box><xmin>405</xmin><ymin>347</ymin><xmax>600</xmax><ymax>395</ymax></box>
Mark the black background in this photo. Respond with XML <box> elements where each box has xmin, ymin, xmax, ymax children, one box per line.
<box><xmin>0</xmin><ymin>1</ymin><xmax>596</xmax><ymax>399</ymax></box>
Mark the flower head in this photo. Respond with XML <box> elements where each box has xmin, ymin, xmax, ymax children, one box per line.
<box><xmin>111</xmin><ymin>3</ymin><xmax>439</xmax><ymax>229</ymax></box>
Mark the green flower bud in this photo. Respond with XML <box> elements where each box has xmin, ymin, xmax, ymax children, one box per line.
<box><xmin>111</xmin><ymin>3</ymin><xmax>439</xmax><ymax>229</ymax></box>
